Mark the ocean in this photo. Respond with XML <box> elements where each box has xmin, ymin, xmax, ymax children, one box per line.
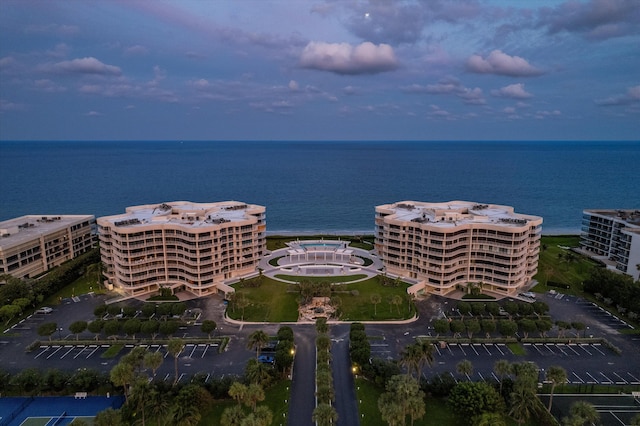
<box><xmin>1</xmin><ymin>140</ymin><xmax>638</xmax><ymax>235</ymax></box>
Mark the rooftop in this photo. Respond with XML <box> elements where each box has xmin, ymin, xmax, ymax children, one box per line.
<box><xmin>0</xmin><ymin>215</ymin><xmax>94</xmax><ymax>248</ymax></box>
<box><xmin>377</xmin><ymin>200</ymin><xmax>542</xmax><ymax>228</ymax></box>
<box><xmin>585</xmin><ymin>209</ymin><xmax>640</xmax><ymax>226</ymax></box>
<box><xmin>99</xmin><ymin>201</ymin><xmax>264</xmax><ymax>229</ymax></box>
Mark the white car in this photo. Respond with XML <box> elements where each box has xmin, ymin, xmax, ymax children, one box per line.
<box><xmin>36</xmin><ymin>307</ymin><xmax>53</xmax><ymax>314</ymax></box>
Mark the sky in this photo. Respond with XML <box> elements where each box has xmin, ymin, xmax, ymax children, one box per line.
<box><xmin>0</xmin><ymin>0</ymin><xmax>639</xmax><ymax>141</ymax></box>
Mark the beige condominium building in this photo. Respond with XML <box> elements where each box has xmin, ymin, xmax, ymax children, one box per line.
<box><xmin>579</xmin><ymin>209</ymin><xmax>640</xmax><ymax>280</ymax></box>
<box><xmin>0</xmin><ymin>215</ymin><xmax>95</xmax><ymax>279</ymax></box>
<box><xmin>375</xmin><ymin>201</ymin><xmax>543</xmax><ymax>296</ymax></box>
<box><xmin>98</xmin><ymin>201</ymin><xmax>266</xmax><ymax>298</ymax></box>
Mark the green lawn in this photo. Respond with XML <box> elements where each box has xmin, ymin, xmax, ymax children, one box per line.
<box><xmin>44</xmin><ymin>262</ymin><xmax>104</xmax><ymax>305</ymax></box>
<box><xmin>229</xmin><ymin>278</ymin><xmax>299</xmax><ymax>322</ymax></box>
<box><xmin>506</xmin><ymin>342</ymin><xmax>527</xmax><ymax>356</ymax></box>
<box><xmin>198</xmin><ymin>380</ymin><xmax>291</xmax><ymax>426</ymax></box>
<box><xmin>336</xmin><ymin>279</ymin><xmax>415</xmax><ymax>321</ymax></box>
<box><xmin>228</xmin><ymin>275</ymin><xmax>413</xmax><ymax>322</ymax></box>
<box><xmin>273</xmin><ymin>274</ymin><xmax>368</xmax><ymax>283</ymax></box>
<box><xmin>533</xmin><ymin>235</ymin><xmax>597</xmax><ymax>296</ymax></box>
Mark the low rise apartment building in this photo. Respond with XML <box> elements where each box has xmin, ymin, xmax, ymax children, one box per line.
<box><xmin>375</xmin><ymin>201</ymin><xmax>542</xmax><ymax>296</ymax></box>
<box><xmin>579</xmin><ymin>209</ymin><xmax>640</xmax><ymax>280</ymax></box>
<box><xmin>0</xmin><ymin>215</ymin><xmax>95</xmax><ymax>279</ymax></box>
<box><xmin>97</xmin><ymin>201</ymin><xmax>266</xmax><ymax>298</ymax></box>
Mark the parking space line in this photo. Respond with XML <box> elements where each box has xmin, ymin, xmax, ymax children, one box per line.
<box><xmin>496</xmin><ymin>344</ymin><xmax>505</xmax><ymax>355</ymax></box>
<box><xmin>433</xmin><ymin>343</ymin><xmax>441</xmax><ymax>357</ymax></box>
<box><xmin>477</xmin><ymin>372</ymin><xmax>485</xmax><ymax>382</ymax></box>
<box><xmin>579</xmin><ymin>344</ymin><xmax>592</xmax><ymax>355</ymax></box>
<box><xmin>572</xmin><ymin>372</ymin><xmax>584</xmax><ymax>383</ymax></box>
<box><xmin>531</xmin><ymin>344</ymin><xmax>544</xmax><ymax>355</ymax></box>
<box><xmin>627</xmin><ymin>372</ymin><xmax>640</xmax><ymax>383</ymax></box>
<box><xmin>188</xmin><ymin>345</ymin><xmax>197</xmax><ymax>358</ymax></box>
<box><xmin>483</xmin><ymin>344</ymin><xmax>491</xmax><ymax>355</ymax></box>
<box><xmin>612</xmin><ymin>372</ymin><xmax>628</xmax><ymax>384</ymax></box>
<box><xmin>34</xmin><ymin>347</ymin><xmax>50</xmax><ymax>359</ymax></box>
<box><xmin>599</xmin><ymin>372</ymin><xmax>613</xmax><ymax>384</ymax></box>
<box><xmin>73</xmin><ymin>346</ymin><xmax>88</xmax><ymax>359</ymax></box>
<box><xmin>446</xmin><ymin>344</ymin><xmax>454</xmax><ymax>355</ymax></box>
<box><xmin>555</xmin><ymin>344</ymin><xmax>568</xmax><ymax>356</ymax></box>
<box><xmin>585</xmin><ymin>372</ymin><xmax>599</xmax><ymax>383</ymax></box>
<box><xmin>590</xmin><ymin>344</ymin><xmax>606</xmax><ymax>356</ymax></box>
<box><xmin>491</xmin><ymin>372</ymin><xmax>500</xmax><ymax>383</ymax></box>
<box><xmin>566</xmin><ymin>344</ymin><xmax>580</xmax><ymax>355</ymax></box>
<box><xmin>201</xmin><ymin>345</ymin><xmax>209</xmax><ymax>358</ymax></box>
<box><xmin>459</xmin><ymin>344</ymin><xmax>467</xmax><ymax>356</ymax></box>
<box><xmin>46</xmin><ymin>346</ymin><xmax>62</xmax><ymax>359</ymax></box>
<box><xmin>471</xmin><ymin>344</ymin><xmax>480</xmax><ymax>356</ymax></box>
<box><xmin>177</xmin><ymin>373</ymin><xmax>185</xmax><ymax>383</ymax></box>
<box><xmin>86</xmin><ymin>345</ymin><xmax>100</xmax><ymax>359</ymax></box>
<box><xmin>163</xmin><ymin>373</ymin><xmax>170</xmax><ymax>381</ymax></box>
<box><xmin>449</xmin><ymin>372</ymin><xmax>458</xmax><ymax>384</ymax></box>
<box><xmin>544</xmin><ymin>344</ymin><xmax>555</xmax><ymax>354</ymax></box>
<box><xmin>59</xmin><ymin>345</ymin><xmax>75</xmax><ymax>359</ymax></box>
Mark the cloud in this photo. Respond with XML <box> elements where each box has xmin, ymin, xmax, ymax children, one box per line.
<box><xmin>84</xmin><ymin>111</ymin><xmax>103</xmax><ymax>117</ymax></box>
<box><xmin>288</xmin><ymin>80</ymin><xmax>299</xmax><ymax>91</ymax></box>
<box><xmin>466</xmin><ymin>50</ymin><xmax>543</xmax><ymax>77</ymax></box>
<box><xmin>50</xmin><ymin>57</ymin><xmax>122</xmax><ymax>76</ymax></box>
<box><xmin>24</xmin><ymin>23</ymin><xmax>79</xmax><ymax>36</ymax></box>
<box><xmin>595</xmin><ymin>85</ymin><xmax>640</xmax><ymax>106</ymax></box>
<box><xmin>401</xmin><ymin>77</ymin><xmax>485</xmax><ymax>105</ymax></box>
<box><xmin>300</xmin><ymin>41</ymin><xmax>398</xmax><ymax>75</ymax></box>
<box><xmin>535</xmin><ymin>110</ymin><xmax>561</xmax><ymax>119</ymax></box>
<box><xmin>0</xmin><ymin>56</ymin><xmax>18</xmax><ymax>70</ymax></box>
<box><xmin>46</xmin><ymin>43</ymin><xmax>70</xmax><ymax>59</ymax></box>
<box><xmin>124</xmin><ymin>45</ymin><xmax>149</xmax><ymax>56</ymax></box>
<box><xmin>0</xmin><ymin>99</ymin><xmax>26</xmax><ymax>112</ymax></box>
<box><xmin>33</xmin><ymin>79</ymin><xmax>66</xmax><ymax>93</ymax></box>
<box><xmin>190</xmin><ymin>79</ymin><xmax>211</xmax><ymax>89</ymax></box>
<box><xmin>491</xmin><ymin>83</ymin><xmax>533</xmax><ymax>99</ymax></box>
<box><xmin>539</xmin><ymin>0</ymin><xmax>640</xmax><ymax>41</ymax></box>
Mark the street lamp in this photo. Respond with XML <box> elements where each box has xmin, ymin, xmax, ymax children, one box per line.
<box><xmin>58</xmin><ymin>327</ymin><xmax>63</xmax><ymax>340</ymax></box>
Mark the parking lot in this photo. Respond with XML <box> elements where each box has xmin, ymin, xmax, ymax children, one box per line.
<box><xmin>574</xmin><ymin>299</ymin><xmax>634</xmax><ymax>330</ymax></box>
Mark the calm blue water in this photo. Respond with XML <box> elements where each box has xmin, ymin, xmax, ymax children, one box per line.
<box><xmin>1</xmin><ymin>141</ymin><xmax>638</xmax><ymax>235</ymax></box>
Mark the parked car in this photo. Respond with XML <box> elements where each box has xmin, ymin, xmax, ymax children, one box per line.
<box><xmin>36</xmin><ymin>307</ymin><xmax>53</xmax><ymax>314</ymax></box>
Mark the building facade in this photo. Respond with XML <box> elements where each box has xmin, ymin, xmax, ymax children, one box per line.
<box><xmin>375</xmin><ymin>201</ymin><xmax>542</xmax><ymax>296</ymax></box>
<box><xmin>97</xmin><ymin>201</ymin><xmax>266</xmax><ymax>298</ymax></box>
<box><xmin>0</xmin><ymin>215</ymin><xmax>95</xmax><ymax>279</ymax></box>
<box><xmin>579</xmin><ymin>209</ymin><xmax>640</xmax><ymax>280</ymax></box>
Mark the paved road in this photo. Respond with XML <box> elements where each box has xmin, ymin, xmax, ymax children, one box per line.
<box><xmin>288</xmin><ymin>324</ymin><xmax>316</xmax><ymax>426</ymax></box>
<box><xmin>331</xmin><ymin>324</ymin><xmax>360</xmax><ymax>426</ymax></box>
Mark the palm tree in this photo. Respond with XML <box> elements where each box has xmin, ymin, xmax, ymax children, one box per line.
<box><xmin>509</xmin><ymin>383</ymin><xmax>538</xmax><ymax>425</ymax></box>
<box><xmin>220</xmin><ymin>405</ymin><xmax>244</xmax><ymax>426</ymax></box>
<box><xmin>247</xmin><ymin>330</ymin><xmax>270</xmax><ymax>358</ymax></box>
<box><xmin>228</xmin><ymin>381</ymin><xmax>247</xmax><ymax>406</ymax></box>
<box><xmin>143</xmin><ymin>351</ymin><xmax>163</xmax><ymax>379</ymax></box>
<box><xmin>546</xmin><ymin>365</ymin><xmax>567</xmax><ymax>412</ymax></box>
<box><xmin>418</xmin><ymin>341</ymin><xmax>435</xmax><ymax>375</ymax></box>
<box><xmin>494</xmin><ymin>359</ymin><xmax>512</xmax><ymax>394</ymax></box>
<box><xmin>474</xmin><ymin>412</ymin><xmax>507</xmax><ymax>426</ymax></box>
<box><xmin>568</xmin><ymin>401</ymin><xmax>600</xmax><ymax>426</ymax></box>
<box><xmin>312</xmin><ymin>403</ymin><xmax>338</xmax><ymax>426</ymax></box>
<box><xmin>400</xmin><ymin>343</ymin><xmax>422</xmax><ymax>378</ymax></box>
<box><xmin>167</xmin><ymin>338</ymin><xmax>185</xmax><ymax>385</ymax></box>
<box><xmin>456</xmin><ymin>359</ymin><xmax>474</xmax><ymax>380</ymax></box>
<box><xmin>371</xmin><ymin>293</ymin><xmax>382</xmax><ymax>316</ymax></box>
<box><xmin>244</xmin><ymin>383</ymin><xmax>265</xmax><ymax>412</ymax></box>
<box><xmin>109</xmin><ymin>362</ymin><xmax>134</xmax><ymax>401</ymax></box>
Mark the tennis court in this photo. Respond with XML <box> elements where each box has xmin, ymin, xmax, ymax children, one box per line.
<box><xmin>0</xmin><ymin>396</ymin><xmax>123</xmax><ymax>426</ymax></box>
<box><xmin>544</xmin><ymin>393</ymin><xmax>640</xmax><ymax>426</ymax></box>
